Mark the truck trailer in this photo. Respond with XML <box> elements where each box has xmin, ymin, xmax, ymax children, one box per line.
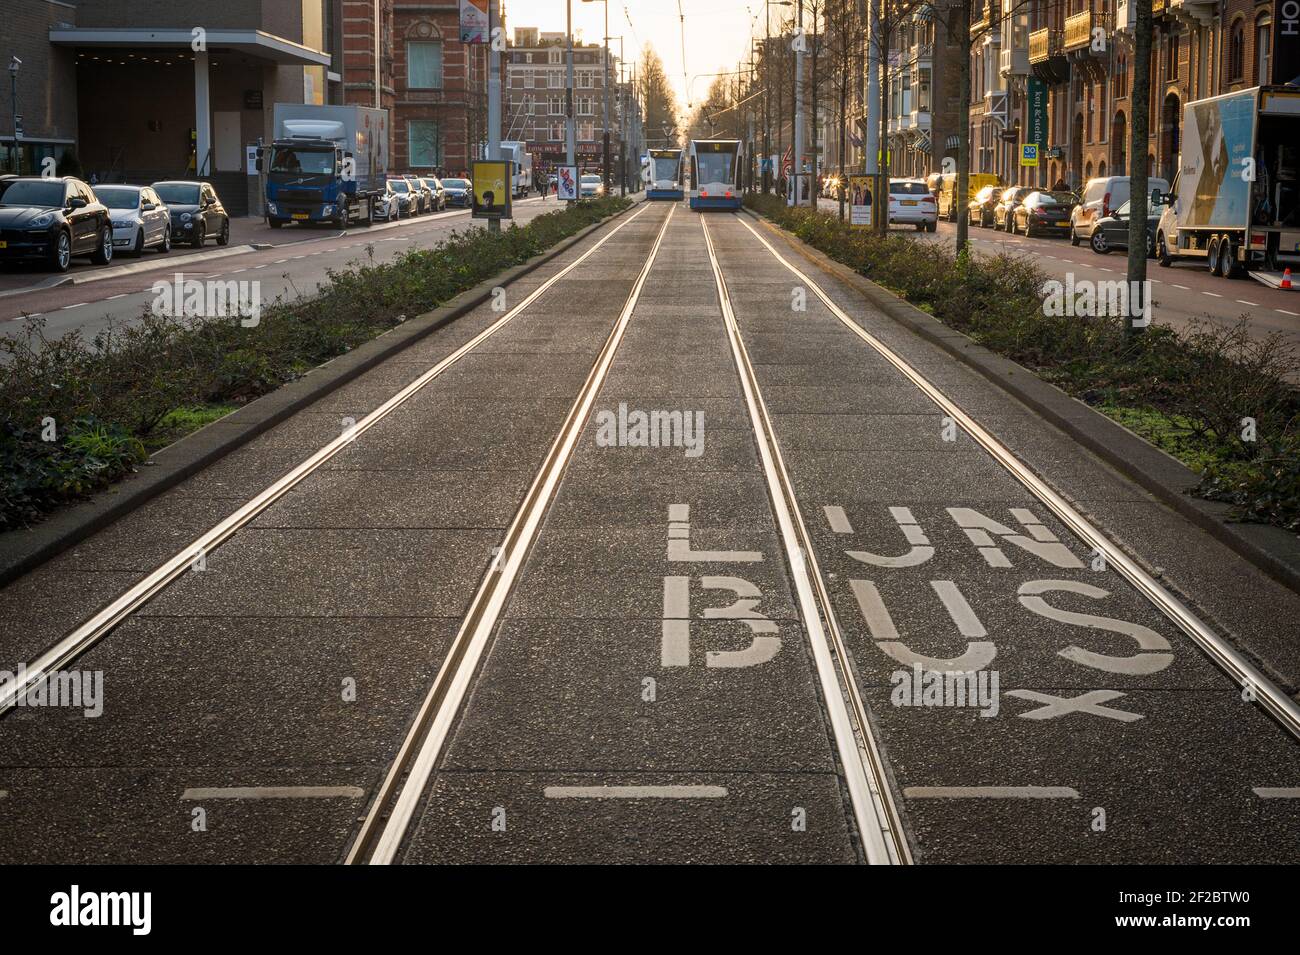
<box><xmin>261</xmin><ymin>104</ymin><xmax>390</xmax><ymax>229</ymax></box>
<box><xmin>1156</xmin><ymin>85</ymin><xmax>1300</xmax><ymax>282</ymax></box>
<box><xmin>498</xmin><ymin>141</ymin><xmax>532</xmax><ymax>197</ymax></box>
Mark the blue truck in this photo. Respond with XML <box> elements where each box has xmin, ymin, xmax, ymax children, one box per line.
<box><xmin>260</xmin><ymin>104</ymin><xmax>390</xmax><ymax>229</ymax></box>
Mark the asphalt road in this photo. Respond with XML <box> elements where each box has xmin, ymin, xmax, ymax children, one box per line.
<box><xmin>0</xmin><ymin>195</ymin><xmax>561</xmax><ymax>343</ymax></box>
<box><xmin>0</xmin><ymin>198</ymin><xmax>1296</xmax><ymax>863</ymax></box>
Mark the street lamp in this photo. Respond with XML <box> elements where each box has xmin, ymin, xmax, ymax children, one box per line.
<box><xmin>580</xmin><ymin>0</ymin><xmax>612</xmax><ymax>196</ymax></box>
<box><xmin>8</xmin><ymin>56</ymin><xmax>20</xmax><ymax>176</ymax></box>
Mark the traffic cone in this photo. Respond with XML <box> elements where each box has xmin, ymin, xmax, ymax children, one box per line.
<box><xmin>1283</xmin><ymin>268</ymin><xmax>1293</xmax><ymax>290</ymax></box>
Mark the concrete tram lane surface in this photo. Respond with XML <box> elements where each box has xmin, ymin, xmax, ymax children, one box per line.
<box><xmin>0</xmin><ymin>202</ymin><xmax>669</xmax><ymax>864</ymax></box>
<box><xmin>0</xmin><ymin>198</ymin><xmax>1297</xmax><ymax>866</ymax></box>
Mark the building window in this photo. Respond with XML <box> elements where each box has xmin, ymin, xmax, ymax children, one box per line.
<box><xmin>578</xmin><ymin>70</ymin><xmax>595</xmax><ymax>88</ymax></box>
<box><xmin>548</xmin><ymin>70</ymin><xmax>562</xmax><ymax>88</ymax></box>
<box><xmin>1257</xmin><ymin>17</ymin><xmax>1272</xmax><ymax>85</ymax></box>
<box><xmin>1229</xmin><ymin>21</ymin><xmax>1244</xmax><ymax>81</ymax></box>
<box><xmin>549</xmin><ymin>95</ymin><xmax>563</xmax><ymax>114</ymax></box>
<box><xmin>551</xmin><ymin>123</ymin><xmax>564</xmax><ymax>141</ymax></box>
<box><xmin>548</xmin><ymin>47</ymin><xmax>561</xmax><ymax>64</ymax></box>
<box><xmin>408</xmin><ymin>120</ymin><xmax>442</xmax><ymax>167</ymax></box>
<box><xmin>579</xmin><ymin>121</ymin><xmax>595</xmax><ymax>141</ymax></box>
<box><xmin>408</xmin><ymin>41</ymin><xmax>444</xmax><ymax>89</ymax></box>
<box><xmin>577</xmin><ymin>96</ymin><xmax>593</xmax><ymax>115</ymax></box>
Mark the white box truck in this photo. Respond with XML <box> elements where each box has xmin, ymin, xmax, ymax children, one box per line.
<box><xmin>498</xmin><ymin>141</ymin><xmax>532</xmax><ymax>197</ymax></box>
<box><xmin>261</xmin><ymin>103</ymin><xmax>390</xmax><ymax>229</ymax></box>
<box><xmin>1155</xmin><ymin>85</ymin><xmax>1300</xmax><ymax>284</ymax></box>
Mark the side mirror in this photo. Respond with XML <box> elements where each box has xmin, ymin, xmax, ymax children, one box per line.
<box><xmin>141</xmin><ymin>201</ymin><xmax>154</xmax><ymax>210</ymax></box>
<box><xmin>67</xmin><ymin>196</ymin><xmax>86</xmax><ymax>209</ymax></box>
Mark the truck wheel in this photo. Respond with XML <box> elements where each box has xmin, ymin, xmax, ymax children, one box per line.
<box><xmin>1156</xmin><ymin>232</ymin><xmax>1171</xmax><ymax>267</ymax></box>
<box><xmin>1206</xmin><ymin>236</ymin><xmax>1220</xmax><ymax>274</ymax></box>
<box><xmin>268</xmin><ymin>218</ymin><xmax>284</xmax><ymax>229</ymax></box>
<box><xmin>1219</xmin><ymin>238</ymin><xmax>1240</xmax><ymax>278</ymax></box>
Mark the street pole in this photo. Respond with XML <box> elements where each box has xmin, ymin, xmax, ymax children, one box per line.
<box><xmin>763</xmin><ymin>1</ymin><xmax>772</xmax><ymax>193</ymax></box>
<box><xmin>487</xmin><ymin>0</ymin><xmax>502</xmax><ymax>232</ymax></box>
<box><xmin>791</xmin><ymin>0</ymin><xmax>803</xmax><ymax>206</ymax></box>
<box><xmin>8</xmin><ymin>59</ymin><xmax>19</xmax><ymax>176</ymax></box>
<box><xmin>864</xmin><ymin>0</ymin><xmax>879</xmax><ymax>218</ymax></box>
<box><xmin>566</xmin><ymin>0</ymin><xmax>576</xmax><ymax>171</ymax></box>
<box><xmin>603</xmin><ymin>0</ymin><xmax>611</xmax><ymax>196</ymax></box>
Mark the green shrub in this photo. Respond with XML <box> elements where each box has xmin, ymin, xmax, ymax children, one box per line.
<box><xmin>745</xmin><ymin>193</ymin><xmax>1300</xmax><ymax>533</ymax></box>
<box><xmin>0</xmin><ymin>196</ymin><xmax>632</xmax><ymax>529</ymax></box>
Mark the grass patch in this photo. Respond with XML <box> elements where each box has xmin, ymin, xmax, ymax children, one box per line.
<box><xmin>746</xmin><ymin>193</ymin><xmax>1300</xmax><ymax>533</ymax></box>
<box><xmin>0</xmin><ymin>197</ymin><xmax>632</xmax><ymax>531</ymax></box>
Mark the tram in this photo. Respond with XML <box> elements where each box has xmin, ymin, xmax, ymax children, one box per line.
<box><xmin>688</xmin><ymin>139</ymin><xmax>743</xmax><ymax>211</ymax></box>
<box><xmin>645</xmin><ymin>148</ymin><xmax>685</xmax><ymax>200</ymax></box>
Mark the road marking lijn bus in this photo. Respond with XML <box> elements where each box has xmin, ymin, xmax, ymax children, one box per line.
<box><xmin>735</xmin><ymin>212</ymin><xmax>1300</xmax><ymax>743</ymax></box>
<box><xmin>347</xmin><ymin>204</ymin><xmax>678</xmax><ymax>865</ymax></box>
<box><xmin>702</xmin><ymin>214</ymin><xmax>910</xmax><ymax>866</ymax></box>
<box><xmin>0</xmin><ymin>204</ymin><xmax>655</xmax><ymax>721</ymax></box>
<box><xmin>182</xmin><ymin>786</ymin><xmax>365</xmax><ymax>800</ymax></box>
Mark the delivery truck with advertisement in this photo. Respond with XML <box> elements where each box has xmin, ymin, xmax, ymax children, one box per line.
<box><xmin>1155</xmin><ymin>85</ymin><xmax>1300</xmax><ymax>285</ymax></box>
<box><xmin>260</xmin><ymin>104</ymin><xmax>389</xmax><ymax>229</ymax></box>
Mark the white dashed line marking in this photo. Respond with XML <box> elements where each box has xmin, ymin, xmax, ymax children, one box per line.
<box><xmin>60</xmin><ymin>303</ymin><xmax>84</xmax><ymax>310</ymax></box>
<box><xmin>1172</xmin><ymin>284</ymin><xmax>1189</xmax><ymax>289</ymax></box>
<box><xmin>1203</xmin><ymin>291</ymin><xmax>1222</xmax><ymax>298</ymax></box>
<box><xmin>1236</xmin><ymin>300</ymin><xmax>1258</xmax><ymax>306</ymax></box>
<box><xmin>181</xmin><ymin>786</ymin><xmax>365</xmax><ymax>800</ymax></box>
<box><xmin>543</xmin><ymin>785</ymin><xmax>728</xmax><ymax>799</ymax></box>
<box><xmin>1276</xmin><ymin>308</ymin><xmax>1299</xmax><ymax>316</ymax></box>
<box><xmin>904</xmin><ymin>786</ymin><xmax>1081</xmax><ymax>799</ymax></box>
<box><xmin>1252</xmin><ymin>787</ymin><xmax>1300</xmax><ymax>798</ymax></box>
<box><xmin>106</xmin><ymin>293</ymin><xmax>127</xmax><ymax>300</ymax></box>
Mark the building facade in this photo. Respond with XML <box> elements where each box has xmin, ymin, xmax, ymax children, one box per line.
<box><xmin>505</xmin><ymin>27</ymin><xmax>628</xmax><ymax>178</ymax></box>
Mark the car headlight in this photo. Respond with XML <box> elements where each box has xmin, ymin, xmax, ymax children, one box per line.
<box><xmin>181</xmin><ymin>212</ymin><xmax>192</xmax><ymax>222</ymax></box>
<box><xmin>266</xmin><ymin>202</ymin><xmax>278</xmax><ymax>215</ymax></box>
<box><xmin>29</xmin><ymin>213</ymin><xmax>55</xmax><ymax>228</ymax></box>
<box><xmin>322</xmin><ymin>205</ymin><xmax>334</xmax><ymax>216</ymax></box>
<box><xmin>112</xmin><ymin>220</ymin><xmax>131</xmax><ymax>230</ymax></box>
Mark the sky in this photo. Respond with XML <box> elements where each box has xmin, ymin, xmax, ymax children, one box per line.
<box><xmin>504</xmin><ymin>0</ymin><xmax>770</xmax><ymax>119</ymax></box>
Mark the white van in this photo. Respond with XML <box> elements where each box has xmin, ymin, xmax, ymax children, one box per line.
<box><xmin>1070</xmin><ymin>175</ymin><xmax>1168</xmax><ymax>246</ymax></box>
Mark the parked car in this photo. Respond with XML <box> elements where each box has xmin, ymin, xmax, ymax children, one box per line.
<box><xmin>371</xmin><ymin>181</ymin><xmax>402</xmax><ymax>222</ymax></box>
<box><xmin>936</xmin><ymin>172</ymin><xmax>1001</xmax><ymax>221</ymax></box>
<box><xmin>406</xmin><ymin>175</ymin><xmax>433</xmax><ymax>214</ymax></box>
<box><xmin>1070</xmin><ymin>174</ymin><xmax>1168</xmax><ymax>246</ymax></box>
<box><xmin>419</xmin><ymin>177</ymin><xmax>446</xmax><ymax>211</ymax></box>
<box><xmin>887</xmin><ymin>179</ymin><xmax>938</xmax><ymax>231</ymax></box>
<box><xmin>152</xmin><ymin>180</ymin><xmax>229</xmax><ymax>248</ymax></box>
<box><xmin>967</xmin><ymin>184</ymin><xmax>1003</xmax><ymax>228</ymax></box>
<box><xmin>579</xmin><ymin>173</ymin><xmax>604</xmax><ymax>198</ymax></box>
<box><xmin>1010</xmin><ymin>190</ymin><xmax>1077</xmax><ymax>237</ymax></box>
<box><xmin>95</xmin><ymin>184</ymin><xmax>172</xmax><ymax>256</ymax></box>
<box><xmin>387</xmin><ymin>178</ymin><xmax>415</xmax><ymax>217</ymax></box>
<box><xmin>0</xmin><ymin>173</ymin><xmax>16</xmax><ymax>200</ymax></box>
<box><xmin>442</xmin><ymin>177</ymin><xmax>471</xmax><ymax>208</ymax></box>
<box><xmin>1089</xmin><ymin>199</ymin><xmax>1158</xmax><ymax>256</ymax></box>
<box><xmin>0</xmin><ymin>176</ymin><xmax>114</xmax><ymax>272</ymax></box>
<box><xmin>992</xmin><ymin>186</ymin><xmax>1034</xmax><ymax>231</ymax></box>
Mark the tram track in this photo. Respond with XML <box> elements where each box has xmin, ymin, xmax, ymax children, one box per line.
<box><xmin>344</xmin><ymin>204</ymin><xmax>678</xmax><ymax>864</ymax></box>
<box><xmin>718</xmin><ymin>208</ymin><xmax>1300</xmax><ymax>744</ymax></box>
<box><xmin>0</xmin><ymin>202</ymin><xmax>659</xmax><ymax>720</ymax></box>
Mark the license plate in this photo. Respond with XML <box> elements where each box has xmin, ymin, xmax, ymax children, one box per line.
<box><xmin>0</xmin><ymin>240</ymin><xmax>6</xmax><ymax>249</ymax></box>
<box><xmin>292</xmin><ymin>213</ymin><xmax>309</xmax><ymax>220</ymax></box>
<box><xmin>1056</xmin><ymin>221</ymin><xmax>1069</xmax><ymax>227</ymax></box>
<box><xmin>901</xmin><ymin>200</ymin><xmax>917</xmax><ymax>206</ymax></box>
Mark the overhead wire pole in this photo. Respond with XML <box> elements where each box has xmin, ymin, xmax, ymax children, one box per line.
<box><xmin>487</xmin><ymin>0</ymin><xmax>502</xmax><ymax>232</ymax></box>
<box><xmin>791</xmin><ymin>0</ymin><xmax>804</xmax><ymax>206</ymax></box>
<box><xmin>582</xmin><ymin>0</ymin><xmax>612</xmax><ymax>196</ymax></box>
<box><xmin>863</xmin><ymin>0</ymin><xmax>879</xmax><ymax>223</ymax></box>
<box><xmin>566</xmin><ymin>0</ymin><xmax>577</xmax><ymax>172</ymax></box>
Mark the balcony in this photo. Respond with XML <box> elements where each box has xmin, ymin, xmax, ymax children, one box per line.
<box><xmin>1028</xmin><ymin>28</ymin><xmax>1060</xmax><ymax>64</ymax></box>
<box><xmin>1000</xmin><ymin>47</ymin><xmax>1029</xmax><ymax>76</ymax></box>
<box><xmin>1063</xmin><ymin>11</ymin><xmax>1096</xmax><ymax>52</ymax></box>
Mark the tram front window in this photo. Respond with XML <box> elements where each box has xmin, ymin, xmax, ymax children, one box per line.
<box><xmin>696</xmin><ymin>151</ymin><xmax>735</xmax><ymax>185</ymax></box>
<box><xmin>652</xmin><ymin>157</ymin><xmax>679</xmax><ymax>182</ymax></box>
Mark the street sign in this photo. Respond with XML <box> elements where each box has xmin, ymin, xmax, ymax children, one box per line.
<box><xmin>460</xmin><ymin>0</ymin><xmax>489</xmax><ymax>43</ymax></box>
<box><xmin>1021</xmin><ymin>143</ymin><xmax>1039</xmax><ymax>167</ymax></box>
<box><xmin>472</xmin><ymin>160</ymin><xmax>513</xmax><ymax>219</ymax></box>
<box><xmin>13</xmin><ymin>115</ymin><xmax>22</xmax><ymax>141</ymax></box>
<box><xmin>848</xmin><ymin>174</ymin><xmax>873</xmax><ymax>228</ymax></box>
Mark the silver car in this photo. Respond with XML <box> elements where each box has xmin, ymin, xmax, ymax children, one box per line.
<box><xmin>95</xmin><ymin>184</ymin><xmax>172</xmax><ymax>256</ymax></box>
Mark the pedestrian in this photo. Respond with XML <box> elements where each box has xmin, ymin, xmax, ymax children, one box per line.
<box><xmin>1052</xmin><ymin>177</ymin><xmax>1069</xmax><ymax>192</ymax></box>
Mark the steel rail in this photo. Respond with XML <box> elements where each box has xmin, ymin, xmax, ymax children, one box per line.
<box><xmin>347</xmin><ymin>203</ymin><xmax>678</xmax><ymax>864</ymax></box>
<box><xmin>731</xmin><ymin>212</ymin><xmax>1300</xmax><ymax>742</ymax></box>
<box><xmin>700</xmin><ymin>213</ymin><xmax>912</xmax><ymax>865</ymax></box>
<box><xmin>0</xmin><ymin>203</ymin><xmax>655</xmax><ymax>717</ymax></box>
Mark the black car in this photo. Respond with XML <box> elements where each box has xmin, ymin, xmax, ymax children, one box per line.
<box><xmin>442</xmin><ymin>177</ymin><xmax>471</xmax><ymax>208</ymax></box>
<box><xmin>0</xmin><ymin>176</ymin><xmax>114</xmax><ymax>272</ymax></box>
<box><xmin>967</xmin><ymin>184</ymin><xmax>1003</xmax><ymax>228</ymax></box>
<box><xmin>992</xmin><ymin>186</ymin><xmax>1034</xmax><ymax>231</ymax></box>
<box><xmin>1010</xmin><ymin>190</ymin><xmax>1077</xmax><ymax>237</ymax></box>
<box><xmin>1089</xmin><ymin>199</ymin><xmax>1158</xmax><ymax>257</ymax></box>
<box><xmin>152</xmin><ymin>180</ymin><xmax>230</xmax><ymax>249</ymax></box>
